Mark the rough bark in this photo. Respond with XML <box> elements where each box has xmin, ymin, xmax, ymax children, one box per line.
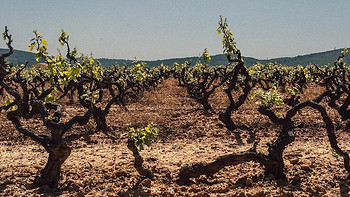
<box><xmin>127</xmin><ymin>139</ymin><xmax>154</xmax><ymax>179</ymax></box>
<box><xmin>218</xmin><ymin>111</ymin><xmax>236</xmax><ymax>130</ymax></box>
<box><xmin>34</xmin><ymin>142</ymin><xmax>71</xmax><ymax>188</ymax></box>
<box><xmin>261</xmin><ymin>101</ymin><xmax>350</xmax><ymax>178</ymax></box>
<box><xmin>264</xmin><ymin>127</ymin><xmax>295</xmax><ymax>179</ymax></box>
<box><xmin>177</xmin><ymin>143</ymin><xmax>269</xmax><ymax>185</ymax></box>
<box><xmin>200</xmin><ymin>93</ymin><xmax>212</xmax><ymax>111</ymax></box>
<box><xmin>178</xmin><ymin>101</ymin><xmax>350</xmax><ymax>184</ymax></box>
<box><xmin>218</xmin><ymin>52</ymin><xmax>253</xmax><ymax>131</ymax></box>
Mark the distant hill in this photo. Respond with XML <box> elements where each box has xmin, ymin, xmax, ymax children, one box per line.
<box><xmin>1</xmin><ymin>48</ymin><xmax>349</xmax><ymax>67</ymax></box>
<box><xmin>0</xmin><ymin>48</ymin><xmax>38</xmax><ymax>66</ymax></box>
<box><xmin>96</xmin><ymin>55</ymin><xmax>261</xmax><ymax>67</ymax></box>
<box><xmin>257</xmin><ymin>49</ymin><xmax>350</xmax><ymax>66</ymax></box>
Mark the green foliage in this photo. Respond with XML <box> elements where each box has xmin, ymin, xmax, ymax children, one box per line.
<box><xmin>28</xmin><ymin>30</ymin><xmax>48</xmax><ymax>62</ymax></box>
<box><xmin>1</xmin><ymin>91</ymin><xmax>16</xmax><ymax>111</ymax></box>
<box><xmin>285</xmin><ymin>86</ymin><xmax>299</xmax><ymax>96</ymax></box>
<box><xmin>330</xmin><ymin>149</ymin><xmax>340</xmax><ymax>158</ymax></box>
<box><xmin>44</xmin><ymin>92</ymin><xmax>59</xmax><ymax>104</ymax></box>
<box><xmin>124</xmin><ymin>123</ymin><xmax>158</xmax><ymax>151</ymax></box>
<box><xmin>129</xmin><ymin>62</ymin><xmax>148</xmax><ymax>83</ymax></box>
<box><xmin>4</xmin><ymin>98</ymin><xmax>16</xmax><ymax>111</ymax></box>
<box><xmin>341</xmin><ymin>48</ymin><xmax>348</xmax><ymax>55</ymax></box>
<box><xmin>79</xmin><ymin>89</ymin><xmax>100</xmax><ymax>104</ymax></box>
<box><xmin>251</xmin><ymin>86</ymin><xmax>284</xmax><ymax>108</ymax></box>
<box><xmin>201</xmin><ymin>48</ymin><xmax>211</xmax><ymax>63</ymax></box>
<box><xmin>4</xmin><ymin>98</ymin><xmax>13</xmax><ymax>106</ymax></box>
<box><xmin>26</xmin><ymin>30</ymin><xmax>105</xmax><ymax>87</ymax></box>
<box><xmin>217</xmin><ymin>15</ymin><xmax>242</xmax><ymax>62</ymax></box>
<box><xmin>58</xmin><ymin>29</ymin><xmax>69</xmax><ymax>46</ymax></box>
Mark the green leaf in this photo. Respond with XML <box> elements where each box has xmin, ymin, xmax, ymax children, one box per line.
<box><xmin>42</xmin><ymin>39</ymin><xmax>48</xmax><ymax>47</ymax></box>
<box><xmin>342</xmin><ymin>48</ymin><xmax>348</xmax><ymax>55</ymax></box>
<box><xmin>216</xmin><ymin>28</ymin><xmax>221</xmax><ymax>34</ymax></box>
<box><xmin>5</xmin><ymin>99</ymin><xmax>14</xmax><ymax>106</ymax></box>
<box><xmin>28</xmin><ymin>43</ymin><xmax>35</xmax><ymax>52</ymax></box>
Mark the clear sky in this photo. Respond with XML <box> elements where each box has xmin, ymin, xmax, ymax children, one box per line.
<box><xmin>1</xmin><ymin>0</ymin><xmax>349</xmax><ymax>60</ymax></box>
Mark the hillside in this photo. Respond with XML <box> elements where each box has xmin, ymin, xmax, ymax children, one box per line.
<box><xmin>1</xmin><ymin>48</ymin><xmax>349</xmax><ymax>67</ymax></box>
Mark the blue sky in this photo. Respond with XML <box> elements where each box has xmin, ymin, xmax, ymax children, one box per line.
<box><xmin>1</xmin><ymin>0</ymin><xmax>349</xmax><ymax>60</ymax></box>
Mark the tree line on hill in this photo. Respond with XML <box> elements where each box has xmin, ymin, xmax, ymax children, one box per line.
<box><xmin>0</xmin><ymin>47</ymin><xmax>348</xmax><ymax>67</ymax></box>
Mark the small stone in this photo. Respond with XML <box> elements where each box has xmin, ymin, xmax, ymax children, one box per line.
<box><xmin>252</xmin><ymin>175</ymin><xmax>258</xmax><ymax>183</ymax></box>
<box><xmin>245</xmin><ymin>178</ymin><xmax>253</xmax><ymax>187</ymax></box>
<box><xmin>165</xmin><ymin>172</ymin><xmax>172</xmax><ymax>179</ymax></box>
<box><xmin>141</xmin><ymin>178</ymin><xmax>152</xmax><ymax>187</ymax></box>
<box><xmin>300</xmin><ymin>164</ymin><xmax>311</xmax><ymax>171</ymax></box>
<box><xmin>121</xmin><ymin>182</ymin><xmax>128</xmax><ymax>187</ymax></box>
<box><xmin>289</xmin><ymin>158</ymin><xmax>299</xmax><ymax>165</ymax></box>
<box><xmin>313</xmin><ymin>185</ymin><xmax>326</xmax><ymax>193</ymax></box>
<box><xmin>76</xmin><ymin>191</ymin><xmax>85</xmax><ymax>197</ymax></box>
<box><xmin>291</xmin><ymin>175</ymin><xmax>301</xmax><ymax>185</ymax></box>
<box><xmin>235</xmin><ymin>176</ymin><xmax>247</xmax><ymax>186</ymax></box>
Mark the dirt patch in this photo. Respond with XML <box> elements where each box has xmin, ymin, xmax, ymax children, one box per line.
<box><xmin>1</xmin><ymin>78</ymin><xmax>350</xmax><ymax>196</ymax></box>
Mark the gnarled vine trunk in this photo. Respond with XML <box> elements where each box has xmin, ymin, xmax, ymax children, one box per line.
<box><xmin>200</xmin><ymin>93</ymin><xmax>212</xmax><ymax>111</ymax></box>
<box><xmin>264</xmin><ymin>130</ymin><xmax>295</xmax><ymax>179</ymax></box>
<box><xmin>177</xmin><ymin>101</ymin><xmax>350</xmax><ymax>184</ymax></box>
<box><xmin>219</xmin><ymin>111</ymin><xmax>236</xmax><ymax>130</ymax></box>
<box><xmin>127</xmin><ymin>139</ymin><xmax>154</xmax><ymax>179</ymax></box>
<box><xmin>34</xmin><ymin>143</ymin><xmax>71</xmax><ymax>188</ymax></box>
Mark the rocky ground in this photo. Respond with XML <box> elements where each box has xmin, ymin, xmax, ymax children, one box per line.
<box><xmin>1</xmin><ymin>78</ymin><xmax>350</xmax><ymax>196</ymax></box>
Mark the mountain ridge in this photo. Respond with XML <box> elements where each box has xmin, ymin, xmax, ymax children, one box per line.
<box><xmin>0</xmin><ymin>48</ymin><xmax>348</xmax><ymax>67</ymax></box>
